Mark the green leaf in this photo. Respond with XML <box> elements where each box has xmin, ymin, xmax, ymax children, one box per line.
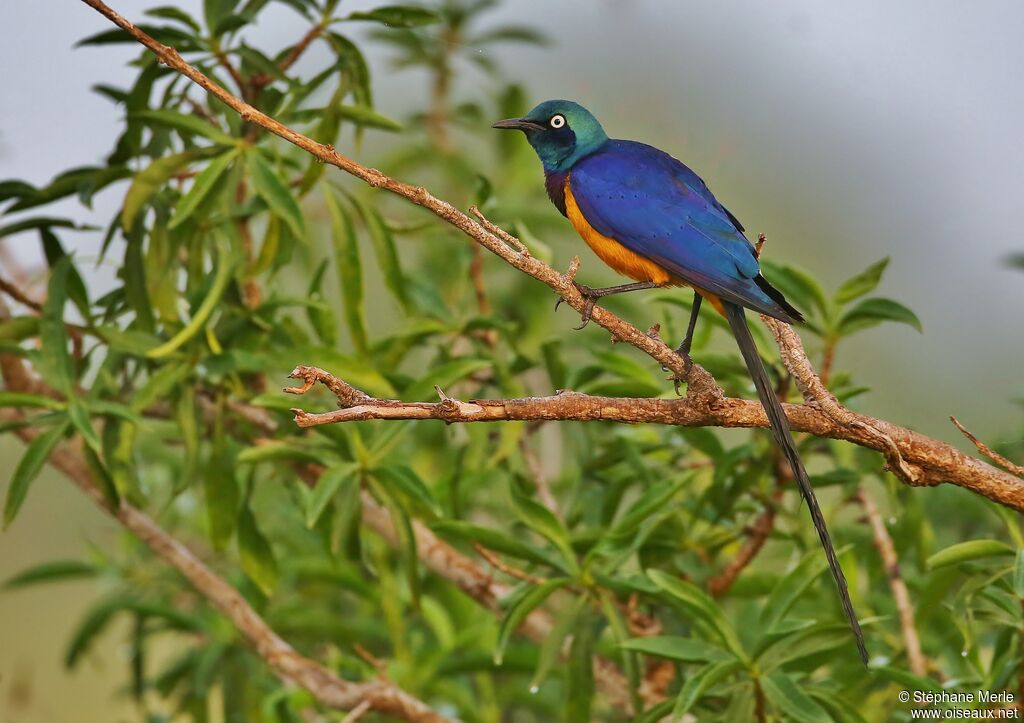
<box><xmin>1013</xmin><ymin>550</ymin><xmax>1024</xmax><ymax>598</ymax></box>
<box><xmin>121</xmin><ymin>150</ymin><xmax>207</xmax><ymax>231</ymax></box>
<box><xmin>530</xmin><ymin>594</ymin><xmax>588</xmax><ymax>694</ymax></box>
<box><xmin>430</xmin><ymin>520</ymin><xmax>563</xmax><ymax>570</ymax></box>
<box><xmin>494</xmin><ymin>578</ymin><xmax>567</xmax><ymax>665</ymax></box>
<box><xmin>168</xmin><ymin>148</ymin><xmax>239</xmax><ymax>230</ymax></box>
<box><xmin>870</xmin><ymin>664</ymin><xmax>945</xmax><ymax>695</ymax></box>
<box><xmin>238</xmin><ymin>501</ymin><xmax>278</xmax><ymax>595</ymax></box>
<box><xmin>323</xmin><ymin>187</ymin><xmax>367</xmax><ymax>353</ymax></box>
<box><xmin>346</xmin><ymin>6</ymin><xmax>441</xmax><ymax>27</ymax></box>
<box><xmin>760</xmin><ymin>260</ymin><xmax>829</xmax><ymax>318</ymax></box>
<box><xmin>0</xmin><ymin>217</ymin><xmax>95</xmax><ymax>238</ymax></box>
<box><xmin>760</xmin><ymin>672</ymin><xmax>830</xmax><ymax>723</ymax></box>
<box><xmin>761</xmin><ymin>547</ymin><xmax>831</xmax><ymax>628</ymax></box>
<box><xmin>565</xmin><ymin>607</ymin><xmax>595</xmax><ymax>723</ymax></box>
<box><xmin>670</xmin><ymin>659</ymin><xmax>743</xmax><ymax>719</ymax></box>
<box><xmin>4</xmin><ymin>419</ymin><xmax>70</xmax><ymax>527</ymax></box>
<box><xmin>351</xmin><ymin>196</ymin><xmax>409</xmax><ymax>311</ymax></box>
<box><xmin>146</xmin><ymin>241</ymin><xmax>239</xmax><ymax>358</ymax></box>
<box><xmin>926</xmin><ymin>539</ymin><xmax>1015</xmax><ymax>569</ymax></box>
<box><xmin>619</xmin><ymin>636</ymin><xmax>732</xmax><ymax>663</ymax></box>
<box><xmin>68</xmin><ymin>399</ymin><xmax>102</xmax><ymax>455</ymax></box>
<box><xmin>648</xmin><ymin>570</ymin><xmax>747</xmax><ymax>661</ymax></box>
<box><xmin>4</xmin><ymin>559</ymin><xmax>97</xmax><ymax>589</ymax></box>
<box><xmin>306</xmin><ymin>463</ymin><xmax>359</xmax><ymax>528</ymax></box>
<box><xmin>131</xmin><ymin>109</ymin><xmax>237</xmax><ymax>145</ymax></box>
<box><xmin>0</xmin><ymin>392</ymin><xmax>64</xmax><ymax>411</ymax></box>
<box><xmin>204</xmin><ymin>408</ymin><xmax>239</xmax><ymax>550</ymax></box>
<box><xmin>248</xmin><ymin>151</ymin><xmax>305</xmax><ymax>238</ymax></box>
<box><xmin>372</xmin><ymin>465</ymin><xmax>439</xmax><ymax>518</ymax></box>
<box><xmin>835</xmin><ymin>258</ymin><xmax>889</xmax><ymax>304</ymax></box>
<box><xmin>510</xmin><ymin>483</ymin><xmax>577</xmax><ymax>572</ymax></box>
<box><xmin>39</xmin><ymin>256</ymin><xmax>74</xmax><ymax>394</ymax></box>
<box><xmin>838</xmin><ymin>297</ymin><xmax>922</xmax><ymax>335</ymax></box>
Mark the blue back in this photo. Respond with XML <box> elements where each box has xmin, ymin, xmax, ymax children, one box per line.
<box><xmin>568</xmin><ymin>140</ymin><xmax>793</xmax><ymax>320</ymax></box>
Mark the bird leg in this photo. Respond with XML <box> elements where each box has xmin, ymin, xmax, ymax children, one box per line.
<box><xmin>556</xmin><ymin>281</ymin><xmax>660</xmax><ymax>329</ymax></box>
<box><xmin>669</xmin><ymin>292</ymin><xmax>702</xmax><ymax>394</ymax></box>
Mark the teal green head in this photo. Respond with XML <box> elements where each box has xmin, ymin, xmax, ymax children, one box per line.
<box><xmin>492</xmin><ymin>100</ymin><xmax>608</xmax><ymax>172</ymax></box>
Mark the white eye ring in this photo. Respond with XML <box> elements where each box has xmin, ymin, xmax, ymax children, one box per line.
<box><xmin>550</xmin><ymin>114</ymin><xmax>566</xmax><ymax>129</ymax></box>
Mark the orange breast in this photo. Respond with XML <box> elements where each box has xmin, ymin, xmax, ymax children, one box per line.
<box><xmin>563</xmin><ymin>177</ymin><xmax>673</xmax><ymax>285</ymax></box>
<box><xmin>562</xmin><ymin>176</ymin><xmax>726</xmax><ymax>315</ymax></box>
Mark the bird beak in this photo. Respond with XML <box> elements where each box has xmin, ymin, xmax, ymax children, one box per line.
<box><xmin>491</xmin><ymin>117</ymin><xmax>546</xmax><ymax>132</ymax></box>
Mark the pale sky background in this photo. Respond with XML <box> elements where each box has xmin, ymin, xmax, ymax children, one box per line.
<box><xmin>1</xmin><ymin>1</ymin><xmax>1023</xmax><ymax>718</ymax></box>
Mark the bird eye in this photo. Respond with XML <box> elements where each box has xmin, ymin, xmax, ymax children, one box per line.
<box><xmin>550</xmin><ymin>114</ymin><xmax>566</xmax><ymax>129</ymax></box>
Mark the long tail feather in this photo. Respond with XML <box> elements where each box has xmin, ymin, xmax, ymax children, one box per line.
<box><xmin>724</xmin><ymin>301</ymin><xmax>868</xmax><ymax>664</ymax></box>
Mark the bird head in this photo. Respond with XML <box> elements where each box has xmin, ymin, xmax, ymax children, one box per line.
<box><xmin>492</xmin><ymin>100</ymin><xmax>608</xmax><ymax>172</ymax></box>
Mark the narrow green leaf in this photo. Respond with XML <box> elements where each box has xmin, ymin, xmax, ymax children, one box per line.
<box><xmin>647</xmin><ymin>569</ymin><xmax>747</xmax><ymax>661</ymax></box>
<box><xmin>248</xmin><ymin>151</ymin><xmax>305</xmax><ymax>238</ymax></box>
<box><xmin>1014</xmin><ymin>550</ymin><xmax>1024</xmax><ymax>598</ymax></box>
<box><xmin>926</xmin><ymin>539</ymin><xmax>1015</xmax><ymax>569</ymax></box>
<box><xmin>323</xmin><ymin>186</ymin><xmax>367</xmax><ymax>353</ymax></box>
<box><xmin>39</xmin><ymin>256</ymin><xmax>74</xmax><ymax>394</ymax></box>
<box><xmin>0</xmin><ymin>392</ymin><xmax>65</xmax><ymax>411</ymax></box>
<box><xmin>351</xmin><ymin>196</ymin><xmax>409</xmax><ymax>311</ymax></box>
<box><xmin>510</xmin><ymin>483</ymin><xmax>577</xmax><ymax>572</ymax></box>
<box><xmin>835</xmin><ymin>258</ymin><xmax>889</xmax><ymax>304</ymax></box>
<box><xmin>4</xmin><ymin>419</ymin><xmax>70</xmax><ymax>527</ymax></box>
<box><xmin>121</xmin><ymin>150</ymin><xmax>205</xmax><ymax>231</ymax></box>
<box><xmin>494</xmin><ymin>578</ymin><xmax>567</xmax><ymax>665</ymax></box>
<box><xmin>565</xmin><ymin>607</ymin><xmax>595</xmax><ymax>723</ymax></box>
<box><xmin>68</xmin><ymin>399</ymin><xmax>102</xmax><ymax>455</ymax></box>
<box><xmin>761</xmin><ymin>672</ymin><xmax>830</xmax><ymax>723</ymax></box>
<box><xmin>761</xmin><ymin>548</ymin><xmax>831</xmax><ymax>628</ymax></box>
<box><xmin>403</xmin><ymin>358</ymin><xmax>491</xmax><ymax>401</ymax></box>
<box><xmin>430</xmin><ymin>520</ymin><xmax>564</xmax><ymax>570</ymax></box>
<box><xmin>530</xmin><ymin>594</ymin><xmax>588</xmax><ymax>694</ymax></box>
<box><xmin>619</xmin><ymin>636</ymin><xmax>732</xmax><ymax>663</ymax></box>
<box><xmin>131</xmin><ymin>109</ymin><xmax>236</xmax><ymax>145</ymax></box>
<box><xmin>346</xmin><ymin>6</ymin><xmax>441</xmax><ymax>27</ymax></box>
<box><xmin>168</xmin><ymin>148</ymin><xmax>238</xmax><ymax>230</ymax></box>
<box><xmin>204</xmin><ymin>405</ymin><xmax>238</xmax><ymax>550</ymax></box>
<box><xmin>306</xmin><ymin>463</ymin><xmax>358</xmax><ymax>528</ymax></box>
<box><xmin>146</xmin><ymin>241</ymin><xmax>238</xmax><ymax>358</ymax></box>
<box><xmin>838</xmin><ymin>297</ymin><xmax>922</xmax><ymax>335</ymax></box>
<box><xmin>671</xmin><ymin>659</ymin><xmax>743</xmax><ymax>720</ymax></box>
<box><xmin>372</xmin><ymin>465</ymin><xmax>439</xmax><ymax>518</ymax></box>
<box><xmin>336</xmin><ymin>105</ymin><xmax>403</xmax><ymax>131</ymax></box>
<box><xmin>238</xmin><ymin>501</ymin><xmax>278</xmax><ymax>595</ymax></box>
<box><xmin>4</xmin><ymin>559</ymin><xmax>97</xmax><ymax>589</ymax></box>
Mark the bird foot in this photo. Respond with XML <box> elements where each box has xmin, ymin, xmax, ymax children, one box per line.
<box><xmin>664</xmin><ymin>343</ymin><xmax>695</xmax><ymax>396</ymax></box>
<box><xmin>555</xmin><ymin>282</ymin><xmax>600</xmax><ymax>330</ymax></box>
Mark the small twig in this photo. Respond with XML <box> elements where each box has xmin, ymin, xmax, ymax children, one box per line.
<box><xmin>754</xmin><ymin>232</ymin><xmax>767</xmax><ymax>259</ymax></box>
<box><xmin>0</xmin><ymin>274</ymin><xmax>43</xmax><ymax>311</ymax></box>
<box><xmin>951</xmin><ymin>416</ymin><xmax>1024</xmax><ymax>478</ymax></box>
<box><xmin>762</xmin><ymin>316</ymin><xmax>926</xmax><ymax>486</ymax></box>
<box><xmin>707</xmin><ymin>503</ymin><xmax>776</xmax><ymax>597</ymax></box>
<box><xmin>353</xmin><ymin>643</ymin><xmax>388</xmax><ymax>676</ymax></box>
<box><xmin>469</xmin><ymin>206</ymin><xmax>530</xmax><ymax>255</ymax></box>
<box><xmin>856</xmin><ymin>485</ymin><xmax>926</xmax><ymax>675</ymax></box>
<box><xmin>341</xmin><ymin>700</ymin><xmax>373</xmax><ymax>723</ymax></box>
<box><xmin>473</xmin><ymin>543</ymin><xmax>547</xmax><ymax>585</ymax></box>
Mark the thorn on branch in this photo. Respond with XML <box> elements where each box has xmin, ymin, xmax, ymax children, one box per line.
<box><xmin>951</xmin><ymin>416</ymin><xmax>1024</xmax><ymax>478</ymax></box>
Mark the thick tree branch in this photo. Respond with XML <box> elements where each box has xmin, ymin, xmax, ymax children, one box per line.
<box><xmin>284</xmin><ymin>366</ymin><xmax>1024</xmax><ymax>513</ymax></box>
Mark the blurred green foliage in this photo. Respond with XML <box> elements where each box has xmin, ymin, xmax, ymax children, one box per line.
<box><xmin>1</xmin><ymin>1</ymin><xmax>1023</xmax><ymax>721</ymax></box>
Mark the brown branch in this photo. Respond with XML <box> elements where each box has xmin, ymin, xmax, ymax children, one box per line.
<box><xmin>284</xmin><ymin>365</ymin><xmax>1024</xmax><ymax>514</ymax></box>
<box><xmin>707</xmin><ymin>503</ymin><xmax>776</xmax><ymax>597</ymax></box>
<box><xmin>855</xmin><ymin>485</ymin><xmax>926</xmax><ymax>676</ymax></box>
<box><xmin>951</xmin><ymin>416</ymin><xmax>1024</xmax><ymax>478</ymax></box>
<box><xmin>473</xmin><ymin>543</ymin><xmax>548</xmax><ymax>585</ymax></box>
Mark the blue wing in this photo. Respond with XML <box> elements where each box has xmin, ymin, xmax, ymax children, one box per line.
<box><xmin>569</xmin><ymin>140</ymin><xmax>798</xmax><ymax>321</ymax></box>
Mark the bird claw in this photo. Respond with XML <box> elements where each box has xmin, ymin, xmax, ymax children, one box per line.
<box><xmin>556</xmin><ymin>282</ymin><xmax>599</xmax><ymax>330</ymax></box>
<box><xmin>666</xmin><ymin>344</ymin><xmax>695</xmax><ymax>396</ymax></box>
